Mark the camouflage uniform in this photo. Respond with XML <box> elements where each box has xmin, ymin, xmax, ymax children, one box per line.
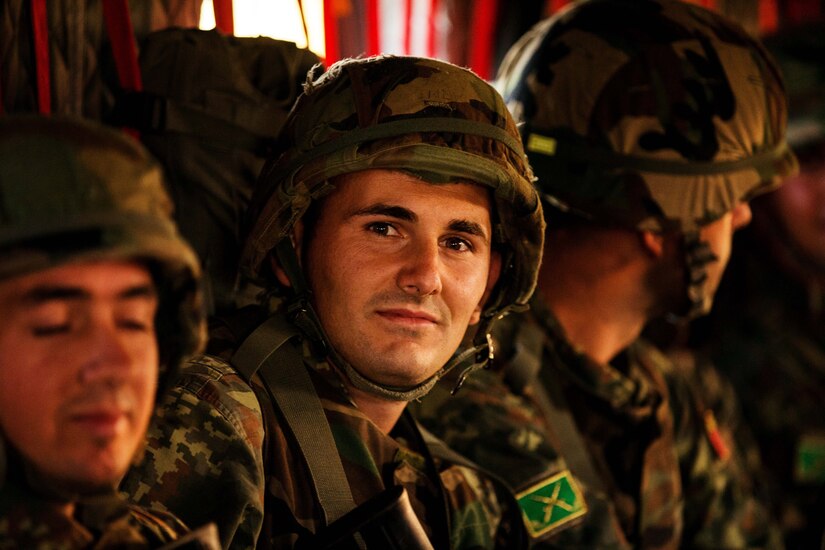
<box><xmin>0</xmin><ymin>460</ymin><xmax>189</xmax><ymax>549</ymax></box>
<box><xmin>124</xmin><ymin>305</ymin><xmax>518</xmax><ymax>549</ymax></box>
<box><xmin>416</xmin><ymin>300</ymin><xmax>781</xmax><ymax>548</ymax></box>
<box><xmin>693</xmin><ymin>23</ymin><xmax>825</xmax><ymax>548</ymax></box>
<box><xmin>123</xmin><ymin>55</ymin><xmax>544</xmax><ymax>549</ymax></box>
<box><xmin>414</xmin><ymin>1</ymin><xmax>794</xmax><ymax>547</ymax></box>
<box><xmin>0</xmin><ymin>116</ymin><xmax>214</xmax><ymax>549</ymax></box>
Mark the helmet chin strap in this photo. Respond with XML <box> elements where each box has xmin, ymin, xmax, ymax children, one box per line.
<box><xmin>666</xmin><ymin>231</ymin><xmax>718</xmax><ymax>322</ymax></box>
<box><xmin>275</xmin><ymin>239</ymin><xmax>497</xmax><ymax>402</ymax></box>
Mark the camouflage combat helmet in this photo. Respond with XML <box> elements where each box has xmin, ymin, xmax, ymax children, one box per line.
<box><xmin>242</xmin><ymin>55</ymin><xmax>545</xmax><ymax>400</ymax></box>
<box><xmin>497</xmin><ymin>0</ymin><xmax>797</xmax><ymax>315</ymax></box>
<box><xmin>0</xmin><ymin>115</ymin><xmax>205</xmax><ymax>391</ymax></box>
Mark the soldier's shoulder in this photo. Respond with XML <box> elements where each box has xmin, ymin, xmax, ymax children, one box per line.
<box><xmin>161</xmin><ymin>353</ymin><xmax>264</xmax><ymax>428</ymax></box>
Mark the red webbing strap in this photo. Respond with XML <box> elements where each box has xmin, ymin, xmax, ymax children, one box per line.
<box><xmin>366</xmin><ymin>0</ymin><xmax>380</xmax><ymax>56</ymax></box>
<box><xmin>468</xmin><ymin>0</ymin><xmax>497</xmax><ymax>80</ymax></box>
<box><xmin>31</xmin><ymin>0</ymin><xmax>50</xmax><ymax>114</ymax></box>
<box><xmin>427</xmin><ymin>0</ymin><xmax>439</xmax><ymax>58</ymax></box>
<box><xmin>213</xmin><ymin>0</ymin><xmax>234</xmax><ymax>35</ymax></box>
<box><xmin>403</xmin><ymin>0</ymin><xmax>413</xmax><ymax>55</ymax></box>
<box><xmin>759</xmin><ymin>0</ymin><xmax>779</xmax><ymax>34</ymax></box>
<box><xmin>323</xmin><ymin>0</ymin><xmax>340</xmax><ymax>64</ymax></box>
<box><xmin>102</xmin><ymin>0</ymin><xmax>142</xmax><ymax>92</ymax></box>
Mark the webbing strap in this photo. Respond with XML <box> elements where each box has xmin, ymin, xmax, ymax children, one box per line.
<box><xmin>30</xmin><ymin>0</ymin><xmax>50</xmax><ymax>115</ymax></box>
<box><xmin>213</xmin><ymin>0</ymin><xmax>234</xmax><ymax>35</ymax></box>
<box><xmin>531</xmin><ymin>375</ymin><xmax>604</xmax><ymax>494</ymax></box>
<box><xmin>101</xmin><ymin>0</ymin><xmax>142</xmax><ymax>92</ymax></box>
<box><xmin>232</xmin><ymin>315</ymin><xmax>364</xmax><ymax>547</ymax></box>
<box><xmin>524</xmin><ymin>125</ymin><xmax>791</xmax><ymax>176</ymax></box>
<box><xmin>280</xmin><ymin>117</ymin><xmax>525</xmax><ymax>179</ymax></box>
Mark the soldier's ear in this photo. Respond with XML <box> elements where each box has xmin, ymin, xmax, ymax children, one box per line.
<box><xmin>640</xmin><ymin>231</ymin><xmax>665</xmax><ymax>259</ymax></box>
<box><xmin>270</xmin><ymin>221</ymin><xmax>306</xmax><ymax>288</ymax></box>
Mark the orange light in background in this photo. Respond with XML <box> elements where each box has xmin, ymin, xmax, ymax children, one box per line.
<box><xmin>200</xmin><ymin>0</ymin><xmax>326</xmax><ymax>58</ymax></box>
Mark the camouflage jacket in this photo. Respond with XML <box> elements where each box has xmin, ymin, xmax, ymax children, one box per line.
<box><xmin>0</xmin><ymin>469</ymin><xmax>191</xmax><ymax>549</ymax></box>
<box><xmin>413</xmin><ymin>299</ymin><xmax>782</xmax><ymax>549</ymax></box>
<box><xmin>122</xmin><ymin>307</ymin><xmax>521</xmax><ymax>549</ymax></box>
<box><xmin>697</xmin><ymin>223</ymin><xmax>825</xmax><ymax>549</ymax></box>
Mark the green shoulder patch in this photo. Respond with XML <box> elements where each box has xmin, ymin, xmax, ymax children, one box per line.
<box><xmin>795</xmin><ymin>434</ymin><xmax>825</xmax><ymax>483</ymax></box>
<box><xmin>516</xmin><ymin>469</ymin><xmax>587</xmax><ymax>538</ymax></box>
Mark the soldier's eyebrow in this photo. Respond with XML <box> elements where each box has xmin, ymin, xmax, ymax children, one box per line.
<box><xmin>350</xmin><ymin>203</ymin><xmax>417</xmax><ymax>222</ymax></box>
<box><xmin>22</xmin><ymin>283</ymin><xmax>156</xmax><ymax>304</ymax></box>
<box><xmin>449</xmin><ymin>219</ymin><xmax>490</xmax><ymax>244</ymax></box>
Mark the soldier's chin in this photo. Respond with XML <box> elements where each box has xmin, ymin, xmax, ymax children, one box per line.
<box><xmin>25</xmin><ymin>462</ymin><xmax>121</xmax><ymax>501</ymax></box>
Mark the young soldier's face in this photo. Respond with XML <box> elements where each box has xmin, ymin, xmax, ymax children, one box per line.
<box><xmin>0</xmin><ymin>261</ymin><xmax>159</xmax><ymax>491</ymax></box>
<box><xmin>298</xmin><ymin>169</ymin><xmax>500</xmax><ymax>390</ymax></box>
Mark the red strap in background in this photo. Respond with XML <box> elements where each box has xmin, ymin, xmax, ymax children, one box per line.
<box><xmin>366</xmin><ymin>0</ymin><xmax>380</xmax><ymax>56</ymax></box>
<box><xmin>31</xmin><ymin>0</ymin><xmax>50</xmax><ymax>114</ymax></box>
<box><xmin>102</xmin><ymin>0</ymin><xmax>142</xmax><ymax>92</ymax></box>
<box><xmin>759</xmin><ymin>0</ymin><xmax>779</xmax><ymax>34</ymax></box>
<box><xmin>403</xmin><ymin>0</ymin><xmax>413</xmax><ymax>55</ymax></box>
<box><xmin>213</xmin><ymin>0</ymin><xmax>234</xmax><ymax>35</ymax></box>
<box><xmin>427</xmin><ymin>0</ymin><xmax>439</xmax><ymax>58</ymax></box>
<box><xmin>468</xmin><ymin>0</ymin><xmax>498</xmax><ymax>80</ymax></box>
<box><xmin>323</xmin><ymin>0</ymin><xmax>340</xmax><ymax>64</ymax></box>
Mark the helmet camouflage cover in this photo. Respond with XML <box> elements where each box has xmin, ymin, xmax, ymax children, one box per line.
<box><xmin>497</xmin><ymin>0</ymin><xmax>798</xmax><ymax>233</ymax></box>
<box><xmin>0</xmin><ymin>115</ymin><xmax>204</xmax><ymax>387</ymax></box>
<box><xmin>243</xmin><ymin>55</ymin><xmax>544</xmax><ymax>325</ymax></box>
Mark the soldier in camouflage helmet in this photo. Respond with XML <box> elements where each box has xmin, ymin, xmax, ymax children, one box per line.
<box><xmin>413</xmin><ymin>1</ymin><xmax>793</xmax><ymax>547</ymax></box>
<box><xmin>122</xmin><ymin>55</ymin><xmax>544</xmax><ymax>548</ymax></box>
<box><xmin>0</xmin><ymin>115</ymin><xmax>216</xmax><ymax>548</ymax></box>
<box><xmin>692</xmin><ymin>21</ymin><xmax>825</xmax><ymax>548</ymax></box>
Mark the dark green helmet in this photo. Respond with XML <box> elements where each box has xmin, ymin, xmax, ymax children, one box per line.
<box><xmin>0</xmin><ymin>115</ymin><xmax>205</xmax><ymax>388</ymax></box>
<box><xmin>242</xmin><ymin>55</ymin><xmax>545</xmax><ymax>399</ymax></box>
<box><xmin>497</xmin><ymin>0</ymin><xmax>797</xmax><ymax>233</ymax></box>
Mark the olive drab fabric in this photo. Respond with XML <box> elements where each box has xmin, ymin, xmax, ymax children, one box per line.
<box><xmin>116</xmin><ymin>28</ymin><xmax>321</xmax><ymax>315</ymax></box>
<box><xmin>242</xmin><ymin>55</ymin><xmax>544</xmax><ymax>322</ymax></box>
<box><xmin>0</xmin><ymin>115</ymin><xmax>204</xmax><ymax>386</ymax></box>
<box><xmin>497</xmin><ymin>0</ymin><xmax>797</xmax><ymax>233</ymax></box>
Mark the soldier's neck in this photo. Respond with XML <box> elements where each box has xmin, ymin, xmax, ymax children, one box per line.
<box><xmin>538</xmin><ymin>238</ymin><xmax>650</xmax><ymax>365</ymax></box>
<box><xmin>347</xmin><ymin>384</ymin><xmax>407</xmax><ymax>434</ymax></box>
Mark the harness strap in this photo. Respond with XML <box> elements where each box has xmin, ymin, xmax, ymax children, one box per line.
<box><xmin>30</xmin><ymin>0</ymin><xmax>50</xmax><ymax>114</ymax></box>
<box><xmin>232</xmin><ymin>314</ymin><xmax>364</xmax><ymax>548</ymax></box>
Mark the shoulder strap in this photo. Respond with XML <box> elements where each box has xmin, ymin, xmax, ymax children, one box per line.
<box><xmin>232</xmin><ymin>314</ymin><xmax>364</xmax><ymax>548</ymax></box>
<box><xmin>505</xmin><ymin>320</ymin><xmax>606</xmax><ymax>494</ymax></box>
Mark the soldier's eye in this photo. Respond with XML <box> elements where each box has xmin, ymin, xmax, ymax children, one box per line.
<box><xmin>31</xmin><ymin>324</ymin><xmax>70</xmax><ymax>337</ymax></box>
<box><xmin>366</xmin><ymin>222</ymin><xmax>400</xmax><ymax>237</ymax></box>
<box><xmin>443</xmin><ymin>237</ymin><xmax>473</xmax><ymax>252</ymax></box>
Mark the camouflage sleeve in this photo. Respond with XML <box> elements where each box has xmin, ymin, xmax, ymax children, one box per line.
<box><xmin>662</xmin><ymin>346</ymin><xmax>785</xmax><ymax>549</ymax></box>
<box><xmin>120</xmin><ymin>355</ymin><xmax>266</xmax><ymax>550</ymax></box>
